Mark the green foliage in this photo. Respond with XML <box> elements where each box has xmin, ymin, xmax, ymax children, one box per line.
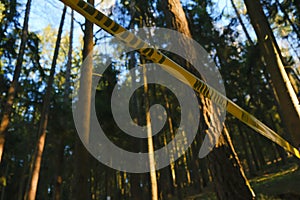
<box><xmin>1</xmin><ymin>0</ymin><xmax>300</xmax><ymax>199</ymax></box>
<box><xmin>0</xmin><ymin>2</ymin><xmax>5</xmax><ymax>22</ymax></box>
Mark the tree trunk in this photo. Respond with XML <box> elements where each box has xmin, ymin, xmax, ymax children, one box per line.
<box><xmin>207</xmin><ymin>127</ymin><xmax>255</xmax><ymax>199</ymax></box>
<box><xmin>0</xmin><ymin>164</ymin><xmax>9</xmax><ymax>200</ymax></box>
<box><xmin>17</xmin><ymin>163</ymin><xmax>27</xmax><ymax>200</ymax></box>
<box><xmin>230</xmin><ymin>0</ymin><xmax>253</xmax><ymax>45</ymax></box>
<box><xmin>285</xmin><ymin>67</ymin><xmax>300</xmax><ymax>95</ymax></box>
<box><xmin>252</xmin><ymin>133</ymin><xmax>267</xmax><ymax>169</ymax></box>
<box><xmin>161</xmin><ymin>0</ymin><xmax>255</xmax><ymax>199</ymax></box>
<box><xmin>72</xmin><ymin>0</ymin><xmax>94</xmax><ymax>199</ymax></box>
<box><xmin>130</xmin><ymin>173</ymin><xmax>144</xmax><ymax>200</ymax></box>
<box><xmin>127</xmin><ymin>51</ymin><xmax>147</xmax><ymax>200</ymax></box>
<box><xmin>26</xmin><ymin>6</ymin><xmax>67</xmax><ymax>200</ymax></box>
<box><xmin>245</xmin><ymin>130</ymin><xmax>261</xmax><ymax>171</ymax></box>
<box><xmin>238</xmin><ymin>126</ymin><xmax>257</xmax><ymax>176</ymax></box>
<box><xmin>53</xmin><ymin>9</ymin><xmax>74</xmax><ymax>200</ymax></box>
<box><xmin>53</xmin><ymin>138</ymin><xmax>65</xmax><ymax>200</ymax></box>
<box><xmin>199</xmin><ymin>156</ymin><xmax>210</xmax><ymax>187</ymax></box>
<box><xmin>64</xmin><ymin>9</ymin><xmax>74</xmax><ymax>102</ymax></box>
<box><xmin>142</xmin><ymin>61</ymin><xmax>159</xmax><ymax>200</ymax></box>
<box><xmin>244</xmin><ymin>0</ymin><xmax>300</xmax><ymax>146</ymax></box>
<box><xmin>0</xmin><ymin>0</ymin><xmax>32</xmax><ymax>163</ymax></box>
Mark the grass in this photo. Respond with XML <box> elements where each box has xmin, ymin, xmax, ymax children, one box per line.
<box><xmin>185</xmin><ymin>160</ymin><xmax>300</xmax><ymax>200</ymax></box>
<box><xmin>251</xmin><ymin>162</ymin><xmax>300</xmax><ymax>199</ymax></box>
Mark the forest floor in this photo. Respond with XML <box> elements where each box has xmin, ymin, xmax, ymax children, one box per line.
<box><xmin>185</xmin><ymin>159</ymin><xmax>300</xmax><ymax>200</ymax></box>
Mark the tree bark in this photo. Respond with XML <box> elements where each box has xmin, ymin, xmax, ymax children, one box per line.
<box><xmin>64</xmin><ymin>9</ymin><xmax>74</xmax><ymax>103</ymax></box>
<box><xmin>285</xmin><ymin>67</ymin><xmax>300</xmax><ymax>95</ymax></box>
<box><xmin>127</xmin><ymin>44</ymin><xmax>147</xmax><ymax>200</ymax></box>
<box><xmin>72</xmin><ymin>0</ymin><xmax>94</xmax><ymax>199</ymax></box>
<box><xmin>207</xmin><ymin>127</ymin><xmax>255</xmax><ymax>199</ymax></box>
<box><xmin>52</xmin><ymin>9</ymin><xmax>74</xmax><ymax>200</ymax></box>
<box><xmin>142</xmin><ymin>60</ymin><xmax>159</xmax><ymax>200</ymax></box>
<box><xmin>244</xmin><ymin>0</ymin><xmax>300</xmax><ymax>147</ymax></box>
<box><xmin>238</xmin><ymin>126</ymin><xmax>257</xmax><ymax>176</ymax></box>
<box><xmin>26</xmin><ymin>6</ymin><xmax>67</xmax><ymax>200</ymax></box>
<box><xmin>161</xmin><ymin>0</ymin><xmax>255</xmax><ymax>199</ymax></box>
<box><xmin>0</xmin><ymin>0</ymin><xmax>32</xmax><ymax>163</ymax></box>
<box><xmin>53</xmin><ymin>138</ymin><xmax>65</xmax><ymax>200</ymax></box>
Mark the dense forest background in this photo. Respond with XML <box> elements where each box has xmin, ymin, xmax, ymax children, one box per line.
<box><xmin>0</xmin><ymin>0</ymin><xmax>300</xmax><ymax>199</ymax></box>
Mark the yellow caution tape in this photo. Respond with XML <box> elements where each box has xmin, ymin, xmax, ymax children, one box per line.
<box><xmin>60</xmin><ymin>0</ymin><xmax>300</xmax><ymax>159</ymax></box>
